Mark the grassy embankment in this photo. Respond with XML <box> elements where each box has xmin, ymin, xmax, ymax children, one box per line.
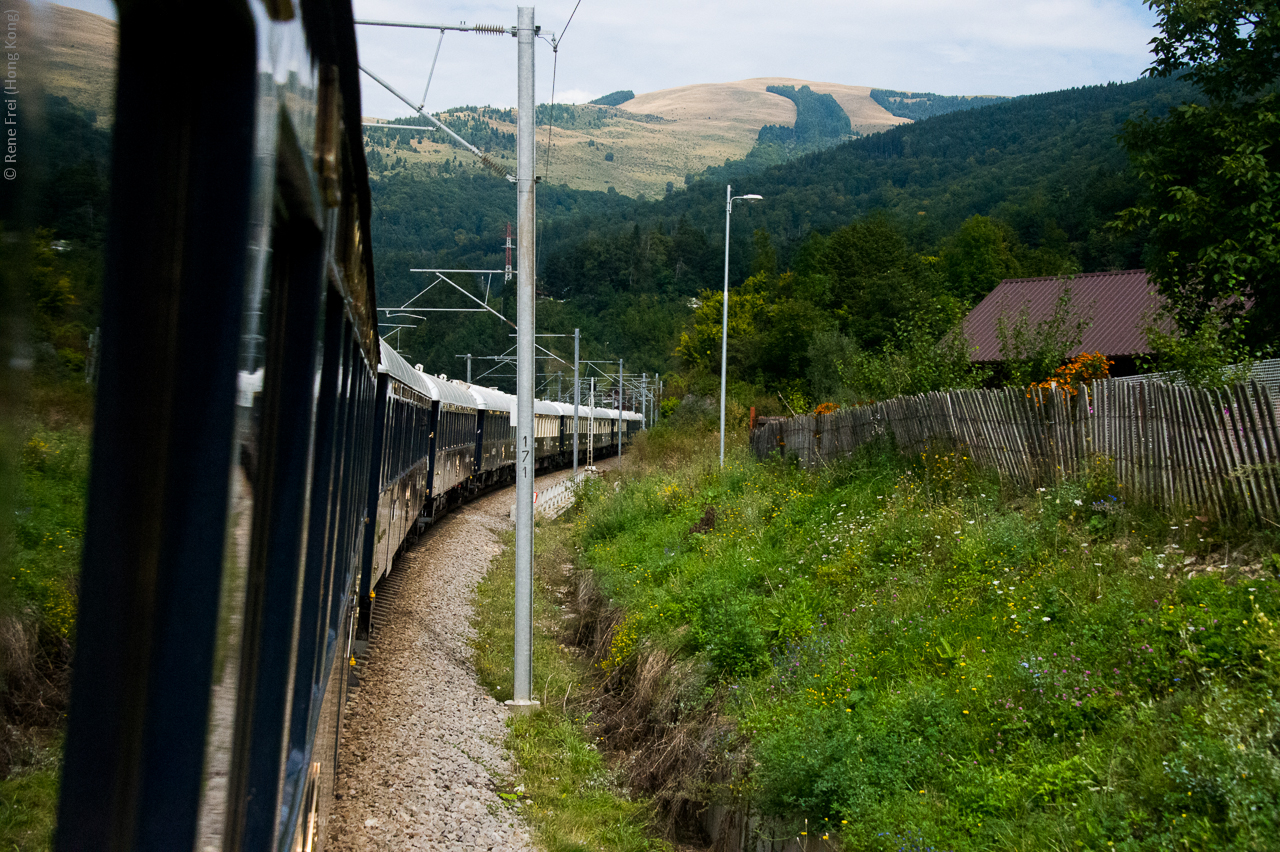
<box><xmin>0</xmin><ymin>378</ymin><xmax>90</xmax><ymax>850</ymax></box>
<box><xmin>485</xmin><ymin>416</ymin><xmax>1280</xmax><ymax>852</ymax></box>
<box><xmin>472</xmin><ymin>507</ymin><xmax>676</xmax><ymax>852</ymax></box>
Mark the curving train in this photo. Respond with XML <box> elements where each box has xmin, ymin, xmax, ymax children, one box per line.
<box><xmin>53</xmin><ymin>2</ymin><xmax>636</xmax><ymax>851</ymax></box>
<box><xmin>362</xmin><ymin>338</ymin><xmax>641</xmax><ymax>635</ymax></box>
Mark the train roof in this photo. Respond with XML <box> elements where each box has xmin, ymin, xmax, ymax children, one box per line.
<box><xmin>378</xmin><ymin>339</ymin><xmax>476</xmax><ymax>408</ymax></box>
<box><xmin>535</xmin><ymin>399</ymin><xmax>560</xmax><ymax>416</ymax></box>
<box><xmin>457</xmin><ymin>382</ymin><xmax>515</xmax><ymax>413</ymax></box>
<box><xmin>423</xmin><ymin>373</ymin><xmax>480</xmax><ymax>409</ymax></box>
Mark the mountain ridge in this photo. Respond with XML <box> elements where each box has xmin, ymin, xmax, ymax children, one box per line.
<box><xmin>361</xmin><ymin>76</ymin><xmax>1012</xmax><ymax>197</ymax></box>
<box><xmin>42</xmin><ymin>5</ymin><xmax>1007</xmax><ymax>199</ymax></box>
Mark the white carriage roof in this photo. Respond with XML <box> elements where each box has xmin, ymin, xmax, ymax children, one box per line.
<box><xmin>421</xmin><ymin>373</ymin><xmax>479</xmax><ymax>409</ymax></box>
<box><xmin>377</xmin><ymin>339</ymin><xmax>476</xmax><ymax>408</ymax></box>
<box><xmin>377</xmin><ymin>338</ymin><xmax>430</xmax><ymax>395</ymax></box>
<box><xmin>457</xmin><ymin>381</ymin><xmax>515</xmax><ymax>413</ymax></box>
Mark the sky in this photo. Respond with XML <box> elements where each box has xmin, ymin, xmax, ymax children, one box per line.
<box><xmin>349</xmin><ymin>0</ymin><xmax>1161</xmax><ymax>117</ymax></box>
<box><xmin>56</xmin><ymin>0</ymin><xmax>1162</xmax><ymax>118</ymax></box>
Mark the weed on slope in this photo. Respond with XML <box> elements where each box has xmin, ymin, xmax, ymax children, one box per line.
<box><xmin>574</xmin><ymin>429</ymin><xmax>1280</xmax><ymax>851</ymax></box>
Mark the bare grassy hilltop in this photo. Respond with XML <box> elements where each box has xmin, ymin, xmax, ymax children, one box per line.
<box><xmin>42</xmin><ymin>6</ymin><xmax>923</xmax><ymax>198</ymax></box>
<box><xmin>367</xmin><ymin>78</ymin><xmax>913</xmax><ymax>197</ymax></box>
<box><xmin>44</xmin><ymin>4</ymin><xmax>116</xmax><ymax>126</ymax></box>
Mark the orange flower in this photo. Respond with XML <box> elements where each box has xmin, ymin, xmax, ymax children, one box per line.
<box><xmin>1030</xmin><ymin>352</ymin><xmax>1113</xmax><ymax>396</ymax></box>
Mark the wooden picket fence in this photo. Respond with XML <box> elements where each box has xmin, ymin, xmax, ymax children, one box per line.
<box><xmin>749</xmin><ymin>379</ymin><xmax>1280</xmax><ymax>522</ymax></box>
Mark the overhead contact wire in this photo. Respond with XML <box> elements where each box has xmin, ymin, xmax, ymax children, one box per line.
<box><xmin>359</xmin><ymin>63</ymin><xmax>511</xmax><ymax>179</ymax></box>
<box><xmin>536</xmin><ymin>0</ymin><xmax>584</xmax><ymax>282</ymax></box>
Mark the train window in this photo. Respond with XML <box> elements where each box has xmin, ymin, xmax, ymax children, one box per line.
<box><xmin>284</xmin><ymin>287</ymin><xmax>347</xmax><ymax>819</ymax></box>
<box><xmin>415</xmin><ymin>404</ymin><xmax>423</xmax><ymax>458</ymax></box>
<box><xmin>205</xmin><ymin>173</ymin><xmax>329</xmax><ymax>850</ymax></box>
<box><xmin>382</xmin><ymin>395</ymin><xmax>392</xmax><ymax>484</ymax></box>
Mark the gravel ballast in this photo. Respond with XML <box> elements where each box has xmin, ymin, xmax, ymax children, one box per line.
<box><xmin>327</xmin><ymin>463</ymin><xmax>613</xmax><ymax>851</ymax></box>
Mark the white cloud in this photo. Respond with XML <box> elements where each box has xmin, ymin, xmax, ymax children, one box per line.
<box><xmin>42</xmin><ymin>0</ymin><xmax>1161</xmax><ymax>119</ymax></box>
<box><xmin>348</xmin><ymin>0</ymin><xmax>1160</xmax><ymax>118</ymax></box>
<box><xmin>554</xmin><ymin>88</ymin><xmax>601</xmax><ymax>105</ymax></box>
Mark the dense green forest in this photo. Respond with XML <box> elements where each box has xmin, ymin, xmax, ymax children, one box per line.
<box><xmin>590</xmin><ymin>90</ymin><xmax>635</xmax><ymax>107</ymax></box>
<box><xmin>757</xmin><ymin>85</ymin><xmax>855</xmax><ymax>149</ymax></box>
<box><xmin>870</xmin><ymin>88</ymin><xmax>1012</xmax><ymax>120</ymax></box>
<box><xmin>552</xmin><ymin>76</ymin><xmax>1195</xmax><ymax>265</ymax></box>
<box><xmin>375</xmin><ymin>76</ymin><xmax>1197</xmax><ymax>402</ymax></box>
<box><xmin>716</xmin><ymin>84</ymin><xmax>867</xmax><ymax>178</ymax></box>
<box><xmin>15</xmin><ymin>95</ymin><xmax>110</xmax><ymax>380</ymax></box>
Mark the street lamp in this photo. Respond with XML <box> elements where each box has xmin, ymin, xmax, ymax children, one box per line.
<box><xmin>720</xmin><ymin>185</ymin><xmax>762</xmax><ymax>467</ymax></box>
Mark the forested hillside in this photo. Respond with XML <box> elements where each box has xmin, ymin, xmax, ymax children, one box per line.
<box><xmin>870</xmin><ymin>88</ymin><xmax>1011</xmax><ymax>121</ymax></box>
<box><xmin>546</xmin><ymin>76</ymin><xmax>1195</xmax><ymax>274</ymax></box>
<box><xmin>362</xmin><ymin>77</ymin><xmax>918</xmax><ymax>199</ymax></box>
<box><xmin>380</xmin><ymin>76</ymin><xmax>1196</xmax><ymax>400</ymax></box>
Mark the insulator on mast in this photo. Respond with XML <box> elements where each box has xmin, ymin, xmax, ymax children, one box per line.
<box><xmin>504</xmin><ymin>222</ymin><xmax>514</xmax><ymax>283</ymax></box>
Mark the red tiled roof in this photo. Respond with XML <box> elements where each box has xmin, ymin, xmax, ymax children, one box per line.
<box><xmin>963</xmin><ymin>269</ymin><xmax>1166</xmax><ymax>362</ymax></box>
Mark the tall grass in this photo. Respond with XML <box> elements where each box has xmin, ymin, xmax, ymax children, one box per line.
<box><xmin>6</xmin><ymin>424</ymin><xmax>86</xmax><ymax>641</ymax></box>
<box><xmin>573</xmin><ymin>425</ymin><xmax>1280</xmax><ymax>851</ymax></box>
<box><xmin>472</xmin><ymin>518</ymin><xmax>673</xmax><ymax>852</ymax></box>
<box><xmin>0</xmin><ymin>413</ymin><xmax>89</xmax><ymax>851</ymax></box>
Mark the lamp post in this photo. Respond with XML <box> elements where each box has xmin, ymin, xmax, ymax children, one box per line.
<box><xmin>720</xmin><ymin>184</ymin><xmax>762</xmax><ymax>468</ymax></box>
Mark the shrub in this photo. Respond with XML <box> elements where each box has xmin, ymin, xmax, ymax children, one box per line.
<box><xmin>1141</xmin><ymin>311</ymin><xmax>1255</xmax><ymax>389</ymax></box>
<box><xmin>833</xmin><ymin>320</ymin><xmax>988</xmax><ymax>403</ymax></box>
<box><xmin>996</xmin><ymin>285</ymin><xmax>1090</xmax><ymax>387</ymax></box>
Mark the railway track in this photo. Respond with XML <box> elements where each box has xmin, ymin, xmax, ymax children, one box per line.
<box><xmin>329</xmin><ymin>461</ymin><xmax>615</xmax><ymax>851</ymax></box>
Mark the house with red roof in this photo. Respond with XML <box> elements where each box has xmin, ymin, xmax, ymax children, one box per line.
<box><xmin>961</xmin><ymin>269</ymin><xmax>1167</xmax><ymax>377</ymax></box>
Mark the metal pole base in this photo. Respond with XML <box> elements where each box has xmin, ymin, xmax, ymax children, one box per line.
<box><xmin>504</xmin><ymin>699</ymin><xmax>541</xmax><ymax>715</ymax></box>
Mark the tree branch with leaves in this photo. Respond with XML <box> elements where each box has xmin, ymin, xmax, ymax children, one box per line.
<box><xmin>1115</xmin><ymin>0</ymin><xmax>1280</xmax><ymax>346</ymax></box>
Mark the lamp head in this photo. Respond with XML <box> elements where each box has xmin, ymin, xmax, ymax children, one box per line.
<box><xmin>742</xmin><ymin>194</ymin><xmax>763</xmax><ymax>201</ymax></box>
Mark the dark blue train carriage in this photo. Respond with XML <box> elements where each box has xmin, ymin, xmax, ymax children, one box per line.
<box><xmin>54</xmin><ymin>1</ymin><xmax>646</xmax><ymax>847</ymax></box>
<box><xmin>57</xmin><ymin>1</ymin><xmax>382</xmax><ymax>849</ymax></box>
<box><xmin>463</xmin><ymin>382</ymin><xmax>518</xmax><ymax>488</ymax></box>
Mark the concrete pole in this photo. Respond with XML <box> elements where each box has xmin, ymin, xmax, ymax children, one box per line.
<box><xmin>466</xmin><ymin>353</ymin><xmax>472</xmax><ymax>383</ymax></box>
<box><xmin>572</xmin><ymin>328</ymin><xmax>579</xmax><ymax>475</ymax></box>
<box><xmin>511</xmin><ymin>6</ymin><xmax>537</xmax><ymax>710</ymax></box>
<box><xmin>655</xmin><ymin>373</ymin><xmax>660</xmax><ymax>426</ymax></box>
<box><xmin>641</xmin><ymin>373</ymin><xmax>647</xmax><ymax>430</ymax></box>
<box><xmin>588</xmin><ymin>378</ymin><xmax>595</xmax><ymax>467</ymax></box>
<box><xmin>617</xmin><ymin>358</ymin><xmax>623</xmax><ymax>458</ymax></box>
<box><xmin>720</xmin><ymin>183</ymin><xmax>731</xmax><ymax>468</ymax></box>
